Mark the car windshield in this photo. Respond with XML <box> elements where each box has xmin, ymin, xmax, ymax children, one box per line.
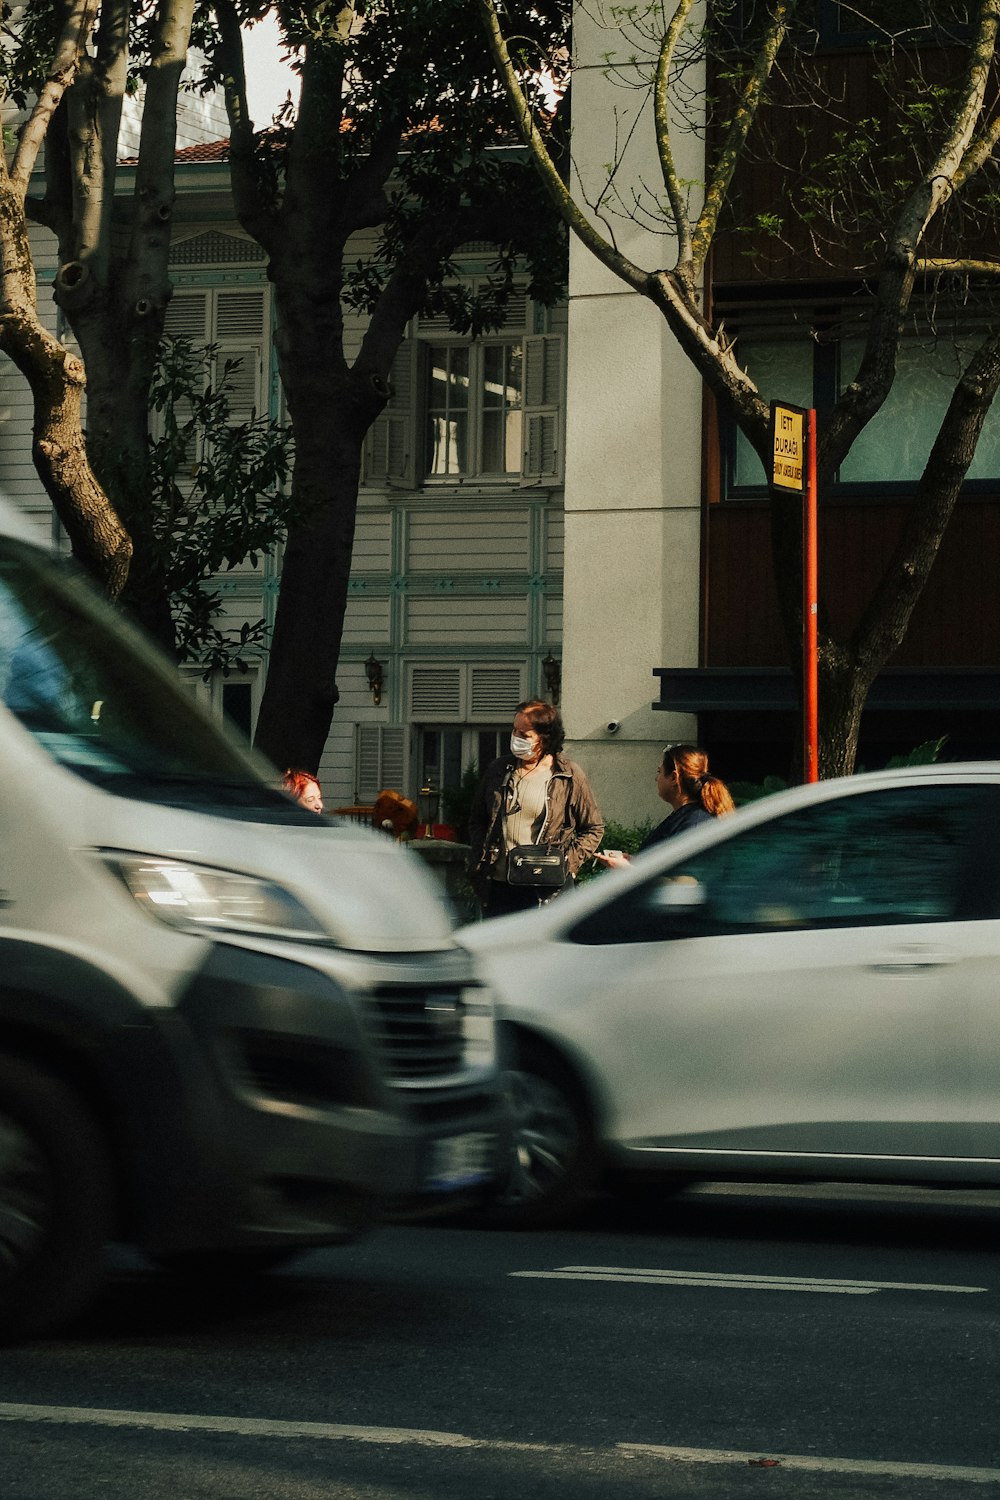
<box><xmin>0</xmin><ymin>538</ymin><xmax>299</xmax><ymax>814</ymax></box>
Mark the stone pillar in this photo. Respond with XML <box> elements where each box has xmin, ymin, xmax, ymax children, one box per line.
<box><xmin>562</xmin><ymin>3</ymin><xmax>705</xmax><ymax>826</ymax></box>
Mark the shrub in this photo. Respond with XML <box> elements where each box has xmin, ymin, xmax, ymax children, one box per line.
<box><xmin>577</xmin><ymin>818</ymin><xmax>655</xmax><ymax>883</ymax></box>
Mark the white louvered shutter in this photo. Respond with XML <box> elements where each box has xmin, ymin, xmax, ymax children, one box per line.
<box><xmin>213</xmin><ymin>289</ymin><xmax>266</xmax><ymax>426</ymax></box>
<box><xmin>355</xmin><ymin>724</ymin><xmax>407</xmax><ymax>802</ymax></box>
<box><xmin>160</xmin><ymin>292</ymin><xmax>210</xmax><ymax>475</ymax></box>
<box><xmin>363</xmin><ymin>337</ymin><xmax>418</xmax><ymax>487</ymax></box>
<box><xmin>469</xmin><ymin>665</ymin><xmax>525</xmax><ymax>721</ymax></box>
<box><xmin>409</xmin><ymin>665</ymin><xmax>463</xmax><ymax>720</ymax></box>
<box><xmin>520</xmin><ymin>333</ymin><xmax>565</xmax><ymax>485</ymax></box>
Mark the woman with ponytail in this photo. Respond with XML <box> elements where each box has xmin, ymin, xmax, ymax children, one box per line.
<box><xmin>594</xmin><ymin>744</ymin><xmax>734</xmax><ymax>869</ymax></box>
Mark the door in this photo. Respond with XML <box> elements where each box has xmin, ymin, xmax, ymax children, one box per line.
<box><xmin>564</xmin><ymin>781</ymin><xmax>992</xmax><ymax>1170</ymax></box>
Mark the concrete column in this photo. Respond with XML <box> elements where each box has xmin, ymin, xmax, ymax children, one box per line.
<box><xmin>562</xmin><ymin>3</ymin><xmax>705</xmax><ymax>826</ymax></box>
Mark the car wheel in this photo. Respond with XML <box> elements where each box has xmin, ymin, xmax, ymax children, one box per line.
<box><xmin>0</xmin><ymin>1054</ymin><xmax>114</xmax><ymax>1342</ymax></box>
<box><xmin>483</xmin><ymin>1042</ymin><xmax>596</xmax><ymax>1229</ymax></box>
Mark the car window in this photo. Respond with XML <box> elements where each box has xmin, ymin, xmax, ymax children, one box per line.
<box><xmin>569</xmin><ymin>784</ymin><xmax>1000</xmax><ymax>946</ymax></box>
<box><xmin>0</xmin><ymin>540</ymin><xmax>305</xmax><ymax>815</ymax></box>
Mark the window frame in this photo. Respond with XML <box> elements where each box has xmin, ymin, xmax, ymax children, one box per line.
<box><xmin>423</xmin><ymin>336</ymin><xmax>526</xmax><ymax>485</ymax></box>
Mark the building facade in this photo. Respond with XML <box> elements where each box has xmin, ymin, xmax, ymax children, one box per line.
<box><xmin>0</xmin><ymin>149</ymin><xmax>568</xmax><ymax>820</ymax></box>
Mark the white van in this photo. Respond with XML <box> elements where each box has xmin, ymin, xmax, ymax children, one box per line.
<box><xmin>0</xmin><ymin>503</ymin><xmax>500</xmax><ymax>1340</ymax></box>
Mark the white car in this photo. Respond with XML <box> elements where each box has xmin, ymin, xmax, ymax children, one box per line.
<box><xmin>459</xmin><ymin>764</ymin><xmax>1000</xmax><ymax>1227</ymax></box>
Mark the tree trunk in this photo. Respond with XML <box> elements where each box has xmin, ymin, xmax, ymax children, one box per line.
<box><xmin>0</xmin><ymin>311</ymin><xmax>132</xmax><ymax>594</ymax></box>
<box><xmin>817</xmin><ymin>647</ymin><xmax>871</xmax><ymax>780</ymax></box>
<box><xmin>252</xmin><ymin>428</ymin><xmax>364</xmax><ymax>774</ymax></box>
<box><xmin>83</xmin><ymin>351</ymin><xmax>178</xmax><ymax>653</ymax></box>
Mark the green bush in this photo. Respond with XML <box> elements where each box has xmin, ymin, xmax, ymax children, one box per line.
<box><xmin>729</xmin><ymin>774</ymin><xmax>790</xmax><ymax>807</ymax></box>
<box><xmin>577</xmin><ymin>818</ymin><xmax>655</xmax><ymax>883</ymax></box>
<box><xmin>882</xmin><ymin>735</ymin><xmax>948</xmax><ymax>769</ymax></box>
<box><xmin>729</xmin><ymin>736</ymin><xmax>949</xmax><ymax>807</ymax></box>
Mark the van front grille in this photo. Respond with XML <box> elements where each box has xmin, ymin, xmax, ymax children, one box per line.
<box><xmin>364</xmin><ymin>987</ymin><xmax>467</xmax><ymax>1080</ymax></box>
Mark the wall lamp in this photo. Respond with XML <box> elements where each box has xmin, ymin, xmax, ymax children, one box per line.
<box><xmin>541</xmin><ymin>652</ymin><xmax>561</xmax><ymax>705</ymax></box>
<box><xmin>364</xmin><ymin>652</ymin><xmax>384</xmax><ymax>706</ymax></box>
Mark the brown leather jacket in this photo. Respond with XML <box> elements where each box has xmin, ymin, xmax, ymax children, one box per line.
<box><xmin>467</xmin><ymin>752</ymin><xmax>604</xmax><ymax>899</ymax></box>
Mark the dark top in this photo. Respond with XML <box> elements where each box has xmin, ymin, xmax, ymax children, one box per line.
<box><xmin>638</xmin><ymin>802</ymin><xmax>714</xmax><ymax>851</ymax></box>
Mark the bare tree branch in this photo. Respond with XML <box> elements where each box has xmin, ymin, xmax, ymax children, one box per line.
<box><xmin>691</xmin><ymin>0</ymin><xmax>797</xmax><ymax>275</ymax></box>
<box><xmin>477</xmin><ymin>0</ymin><xmax>648</xmax><ymax>293</ymax></box>
<box><xmin>824</xmin><ymin>0</ymin><xmax>1000</xmax><ymax>475</ymax></box>
<box><xmin>653</xmin><ymin>0</ymin><xmax>696</xmax><ymax>267</ymax></box>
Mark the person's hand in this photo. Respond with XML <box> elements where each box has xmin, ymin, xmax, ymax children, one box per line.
<box><xmin>593</xmin><ymin>849</ymin><xmax>630</xmax><ymax>869</ymax></box>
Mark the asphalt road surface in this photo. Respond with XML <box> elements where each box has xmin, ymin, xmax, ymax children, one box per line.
<box><xmin>4</xmin><ymin>1182</ymin><xmax>1000</xmax><ymax>1499</ymax></box>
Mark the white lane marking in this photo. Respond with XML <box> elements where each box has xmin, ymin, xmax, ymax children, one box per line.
<box><xmin>0</xmin><ymin>1404</ymin><xmax>482</xmax><ymax>1448</ymax></box>
<box><xmin>515</xmin><ymin>1271</ymin><xmax>873</xmax><ymax>1294</ymax></box>
<box><xmin>510</xmin><ymin>1265</ymin><xmax>987</xmax><ymax>1295</ymax></box>
<box><xmin>1</xmin><ymin>1404</ymin><xmax>998</xmax><ymax>1486</ymax></box>
<box><xmin>620</xmin><ymin>1443</ymin><xmax>1000</xmax><ymax>1485</ymax></box>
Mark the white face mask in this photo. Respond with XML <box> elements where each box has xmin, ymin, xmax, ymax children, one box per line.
<box><xmin>510</xmin><ymin>733</ymin><xmax>535</xmax><ymax>759</ymax></box>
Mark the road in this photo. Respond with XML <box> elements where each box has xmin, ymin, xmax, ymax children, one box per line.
<box><xmin>3</xmin><ymin>1183</ymin><xmax>1000</xmax><ymax>1499</ymax></box>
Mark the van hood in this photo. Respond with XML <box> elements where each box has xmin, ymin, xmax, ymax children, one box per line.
<box><xmin>84</xmin><ymin>796</ymin><xmax>456</xmax><ymax>953</ymax></box>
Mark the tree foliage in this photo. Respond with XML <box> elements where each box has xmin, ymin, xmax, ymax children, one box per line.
<box><xmin>4</xmin><ymin>0</ymin><xmax>568</xmax><ymax>769</ymax></box>
<box><xmin>177</xmin><ymin>0</ymin><xmax>571</xmax><ymax>771</ymax></box>
<box><xmin>146</xmin><ymin>336</ymin><xmax>298</xmax><ymax>668</ymax></box>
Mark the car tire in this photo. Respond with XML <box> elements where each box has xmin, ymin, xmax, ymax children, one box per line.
<box><xmin>480</xmin><ymin>1040</ymin><xmax>596</xmax><ymax>1230</ymax></box>
<box><xmin>0</xmin><ymin>1054</ymin><xmax>114</xmax><ymax>1342</ymax></box>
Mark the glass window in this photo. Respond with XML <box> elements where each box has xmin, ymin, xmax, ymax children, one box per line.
<box><xmin>839</xmin><ymin>336</ymin><xmax>1000</xmax><ymax>484</ymax></box>
<box><xmin>425</xmin><ymin>342</ymin><xmax>523</xmax><ymax>480</ymax></box>
<box><xmin>427</xmin><ymin>346</ymin><xmax>470</xmax><ymax>476</ymax></box>
<box><xmin>732</xmin><ymin>339</ymin><xmax>814</xmax><ymax>488</ymax></box>
<box><xmin>723</xmin><ymin>324</ymin><xmax>1000</xmax><ymax>495</ymax></box>
<box><xmin>481</xmin><ymin>344</ymin><xmax>524</xmax><ymax>474</ymax></box>
<box><xmin>571</xmin><ymin>785</ymin><xmax>993</xmax><ymax>945</ymax></box>
<box><xmin>0</xmin><ymin>540</ymin><xmax>297</xmax><ymax>814</ymax></box>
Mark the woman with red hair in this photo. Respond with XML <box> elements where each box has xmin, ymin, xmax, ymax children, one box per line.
<box><xmin>282</xmin><ymin>768</ymin><xmax>324</xmax><ymax>814</ymax></box>
<box><xmin>595</xmin><ymin>744</ymin><xmax>733</xmax><ymax>869</ymax></box>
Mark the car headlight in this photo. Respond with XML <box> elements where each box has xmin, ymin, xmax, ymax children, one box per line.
<box><xmin>100</xmin><ymin>851</ymin><xmax>329</xmax><ymax>941</ymax></box>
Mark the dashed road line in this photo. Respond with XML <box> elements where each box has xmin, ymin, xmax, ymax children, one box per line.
<box><xmin>510</xmin><ymin>1265</ymin><xmax>988</xmax><ymax>1295</ymax></box>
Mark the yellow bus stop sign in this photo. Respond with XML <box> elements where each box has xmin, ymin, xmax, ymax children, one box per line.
<box><xmin>770</xmin><ymin>401</ymin><xmax>806</xmax><ymax>493</ymax></box>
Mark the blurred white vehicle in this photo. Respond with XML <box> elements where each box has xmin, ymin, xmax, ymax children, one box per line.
<box><xmin>0</xmin><ymin>502</ymin><xmax>499</xmax><ymax>1340</ymax></box>
<box><xmin>460</xmin><ymin>765</ymin><xmax>1000</xmax><ymax>1227</ymax></box>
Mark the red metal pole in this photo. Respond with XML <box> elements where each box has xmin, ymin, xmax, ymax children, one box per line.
<box><xmin>804</xmin><ymin>409</ymin><xmax>819</xmax><ymax>782</ymax></box>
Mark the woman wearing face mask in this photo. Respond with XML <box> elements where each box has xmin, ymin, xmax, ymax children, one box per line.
<box><xmin>467</xmin><ymin>699</ymin><xmax>604</xmax><ymax>917</ymax></box>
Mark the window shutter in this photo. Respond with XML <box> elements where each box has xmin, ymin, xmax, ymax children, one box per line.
<box><xmin>214</xmin><ymin>289</ymin><xmax>267</xmax><ymax>340</ymax></box>
<box><xmin>355</xmin><ymin>724</ymin><xmax>406</xmax><ymax>802</ymax></box>
<box><xmin>214</xmin><ymin>289</ymin><xmax>266</xmax><ymax>425</ymax></box>
<box><xmin>520</xmin><ymin>333</ymin><xmax>564</xmax><ymax>485</ymax></box>
<box><xmin>217</xmin><ymin>345</ymin><xmax>263</xmax><ymax>425</ymax></box>
<box><xmin>364</xmin><ymin>338</ymin><xmax>417</xmax><ymax>488</ymax></box>
<box><xmin>160</xmin><ymin>292</ymin><xmax>210</xmax><ymax>474</ymax></box>
<box><xmin>164</xmin><ymin>292</ymin><xmax>209</xmax><ymax>341</ymax></box>
<box><xmin>409</xmin><ymin>664</ymin><xmax>463</xmax><ymax>720</ymax></box>
<box><xmin>469</xmin><ymin>665</ymin><xmax>524</xmax><ymax>721</ymax></box>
